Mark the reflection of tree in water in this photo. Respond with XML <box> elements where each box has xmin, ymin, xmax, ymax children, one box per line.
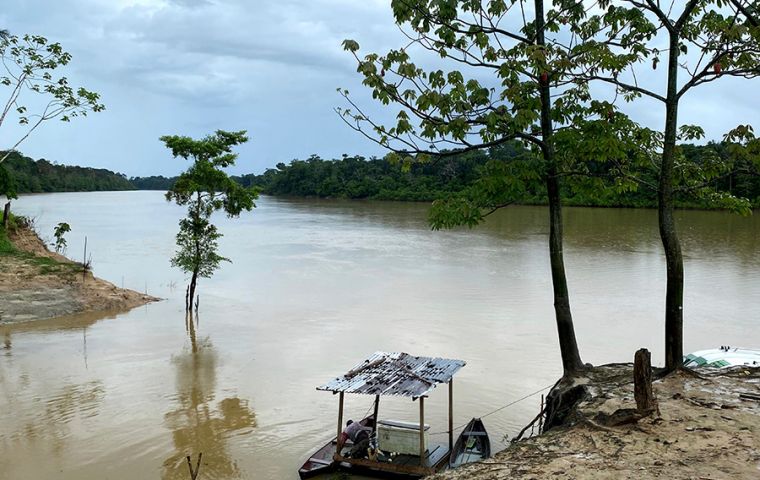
<box><xmin>162</xmin><ymin>316</ymin><xmax>256</xmax><ymax>480</ymax></box>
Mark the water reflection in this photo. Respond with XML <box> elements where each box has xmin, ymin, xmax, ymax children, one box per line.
<box><xmin>7</xmin><ymin>380</ymin><xmax>104</xmax><ymax>454</ymax></box>
<box><xmin>162</xmin><ymin>315</ymin><xmax>256</xmax><ymax>480</ymax></box>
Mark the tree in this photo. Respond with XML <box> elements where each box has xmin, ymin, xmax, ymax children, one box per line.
<box><xmin>563</xmin><ymin>0</ymin><xmax>760</xmax><ymax>372</ymax></box>
<box><xmin>1</xmin><ymin>34</ymin><xmax>104</xmax><ymax>163</ymax></box>
<box><xmin>162</xmin><ymin>130</ymin><xmax>258</xmax><ymax>313</ymax></box>
<box><xmin>53</xmin><ymin>222</ymin><xmax>71</xmax><ymax>254</ymax></box>
<box><xmin>338</xmin><ymin>0</ymin><xmax>649</xmax><ymax>376</ymax></box>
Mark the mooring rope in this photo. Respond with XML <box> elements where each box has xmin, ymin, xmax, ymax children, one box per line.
<box><xmin>428</xmin><ymin>382</ymin><xmax>556</xmax><ymax>435</ymax></box>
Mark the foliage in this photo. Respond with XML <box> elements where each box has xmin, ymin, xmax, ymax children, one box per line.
<box><xmin>130</xmin><ymin>175</ymin><xmax>176</xmax><ymax>190</ymax></box>
<box><xmin>559</xmin><ymin>0</ymin><xmax>760</xmax><ymax>215</ymax></box>
<box><xmin>233</xmin><ymin>143</ymin><xmax>758</xmax><ymax>209</ymax></box>
<box><xmin>53</xmin><ymin>222</ymin><xmax>70</xmax><ymax>254</ymax></box>
<box><xmin>162</xmin><ymin>130</ymin><xmax>258</xmax><ymax>291</ymax></box>
<box><xmin>0</xmin><ymin>222</ymin><xmax>14</xmax><ymax>254</ymax></box>
<box><xmin>1</xmin><ymin>150</ymin><xmax>134</xmax><ymax>193</ymax></box>
<box><xmin>0</xmin><ymin>34</ymin><xmax>104</xmax><ymax>163</ymax></box>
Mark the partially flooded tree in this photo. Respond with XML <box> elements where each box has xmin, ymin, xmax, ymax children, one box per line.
<box><xmin>162</xmin><ymin>130</ymin><xmax>258</xmax><ymax>313</ymax></box>
<box><xmin>562</xmin><ymin>0</ymin><xmax>760</xmax><ymax>372</ymax></box>
<box><xmin>338</xmin><ymin>0</ymin><xmax>651</xmax><ymax>376</ymax></box>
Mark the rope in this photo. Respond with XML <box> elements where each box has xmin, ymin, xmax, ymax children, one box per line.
<box><xmin>429</xmin><ymin>383</ymin><xmax>556</xmax><ymax>435</ymax></box>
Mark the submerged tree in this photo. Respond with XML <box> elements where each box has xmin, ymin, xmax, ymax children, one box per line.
<box><xmin>162</xmin><ymin>130</ymin><xmax>258</xmax><ymax>313</ymax></box>
<box><xmin>338</xmin><ymin>0</ymin><xmax>653</xmax><ymax>376</ymax></box>
<box><xmin>562</xmin><ymin>0</ymin><xmax>760</xmax><ymax>372</ymax></box>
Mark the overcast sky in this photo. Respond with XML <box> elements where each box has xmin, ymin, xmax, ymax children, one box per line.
<box><xmin>1</xmin><ymin>0</ymin><xmax>758</xmax><ymax>177</ymax></box>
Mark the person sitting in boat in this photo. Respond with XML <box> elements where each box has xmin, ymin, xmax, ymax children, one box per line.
<box><xmin>338</xmin><ymin>419</ymin><xmax>372</xmax><ymax>458</ymax></box>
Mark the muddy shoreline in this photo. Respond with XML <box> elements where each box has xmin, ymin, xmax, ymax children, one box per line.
<box><xmin>0</xmin><ymin>224</ymin><xmax>158</xmax><ymax>325</ymax></box>
<box><xmin>434</xmin><ymin>365</ymin><xmax>760</xmax><ymax>479</ymax></box>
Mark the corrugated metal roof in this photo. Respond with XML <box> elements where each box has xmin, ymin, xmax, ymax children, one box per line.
<box><xmin>317</xmin><ymin>351</ymin><xmax>466</xmax><ymax>398</ymax></box>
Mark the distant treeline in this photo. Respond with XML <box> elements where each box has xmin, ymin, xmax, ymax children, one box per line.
<box><xmin>3</xmin><ymin>144</ymin><xmax>759</xmax><ymax>208</ymax></box>
<box><xmin>1</xmin><ymin>151</ymin><xmax>134</xmax><ymax>193</ymax></box>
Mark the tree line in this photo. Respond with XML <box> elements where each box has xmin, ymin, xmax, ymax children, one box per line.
<box><xmin>0</xmin><ymin>150</ymin><xmax>133</xmax><ymax>194</ymax></box>
<box><xmin>4</xmin><ymin>144</ymin><xmax>758</xmax><ymax>211</ymax></box>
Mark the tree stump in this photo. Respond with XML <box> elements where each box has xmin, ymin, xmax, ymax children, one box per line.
<box><xmin>634</xmin><ymin>348</ymin><xmax>658</xmax><ymax>415</ymax></box>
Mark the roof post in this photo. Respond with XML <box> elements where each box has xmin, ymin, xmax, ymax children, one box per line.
<box><xmin>336</xmin><ymin>391</ymin><xmax>344</xmax><ymax>455</ymax></box>
<box><xmin>448</xmin><ymin>379</ymin><xmax>454</xmax><ymax>454</ymax></box>
<box><xmin>372</xmin><ymin>394</ymin><xmax>380</xmax><ymax>436</ymax></box>
<box><xmin>419</xmin><ymin>395</ymin><xmax>425</xmax><ymax>462</ymax></box>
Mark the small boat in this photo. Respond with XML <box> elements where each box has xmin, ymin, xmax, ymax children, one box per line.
<box><xmin>298</xmin><ymin>415</ymin><xmax>375</xmax><ymax>479</ymax></box>
<box><xmin>300</xmin><ymin>352</ymin><xmax>467</xmax><ymax>479</ymax></box>
<box><xmin>684</xmin><ymin>346</ymin><xmax>760</xmax><ymax>369</ymax></box>
<box><xmin>449</xmin><ymin>418</ymin><xmax>490</xmax><ymax>468</ymax></box>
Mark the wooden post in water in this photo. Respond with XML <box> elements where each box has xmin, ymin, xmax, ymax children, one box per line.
<box><xmin>634</xmin><ymin>348</ymin><xmax>658</xmax><ymax>415</ymax></box>
<box><xmin>336</xmin><ymin>392</ymin><xmax>345</xmax><ymax>455</ymax></box>
<box><xmin>448</xmin><ymin>380</ymin><xmax>454</xmax><ymax>454</ymax></box>
<box><xmin>419</xmin><ymin>396</ymin><xmax>425</xmax><ymax>463</ymax></box>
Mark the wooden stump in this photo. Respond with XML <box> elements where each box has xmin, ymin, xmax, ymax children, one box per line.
<box><xmin>634</xmin><ymin>348</ymin><xmax>658</xmax><ymax>415</ymax></box>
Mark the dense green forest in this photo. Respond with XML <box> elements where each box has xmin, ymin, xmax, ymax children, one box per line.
<box><xmin>223</xmin><ymin>142</ymin><xmax>760</xmax><ymax>209</ymax></box>
<box><xmin>1</xmin><ymin>151</ymin><xmax>134</xmax><ymax>194</ymax></box>
<box><xmin>2</xmin><ymin>145</ymin><xmax>758</xmax><ymax>209</ymax></box>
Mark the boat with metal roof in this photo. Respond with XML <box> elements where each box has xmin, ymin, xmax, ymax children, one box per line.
<box><xmin>298</xmin><ymin>351</ymin><xmax>486</xmax><ymax>479</ymax></box>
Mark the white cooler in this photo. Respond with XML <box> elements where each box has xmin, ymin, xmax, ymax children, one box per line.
<box><xmin>377</xmin><ymin>420</ymin><xmax>430</xmax><ymax>455</ymax></box>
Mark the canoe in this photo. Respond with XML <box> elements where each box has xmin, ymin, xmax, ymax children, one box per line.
<box><xmin>449</xmin><ymin>417</ymin><xmax>490</xmax><ymax>468</ymax></box>
<box><xmin>298</xmin><ymin>415</ymin><xmax>375</xmax><ymax>479</ymax></box>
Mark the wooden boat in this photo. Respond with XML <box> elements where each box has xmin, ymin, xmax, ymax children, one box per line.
<box><xmin>449</xmin><ymin>418</ymin><xmax>490</xmax><ymax>468</ymax></box>
<box><xmin>300</xmin><ymin>352</ymin><xmax>467</xmax><ymax>479</ymax></box>
<box><xmin>298</xmin><ymin>415</ymin><xmax>375</xmax><ymax>479</ymax></box>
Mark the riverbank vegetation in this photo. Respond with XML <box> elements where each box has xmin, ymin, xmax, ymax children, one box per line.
<box><xmin>4</xmin><ymin>142</ymin><xmax>759</xmax><ymax>210</ymax></box>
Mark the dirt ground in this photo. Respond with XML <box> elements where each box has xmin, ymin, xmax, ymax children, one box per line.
<box><xmin>0</xmin><ymin>225</ymin><xmax>158</xmax><ymax>324</ymax></box>
<box><xmin>434</xmin><ymin>366</ymin><xmax>760</xmax><ymax>480</ymax></box>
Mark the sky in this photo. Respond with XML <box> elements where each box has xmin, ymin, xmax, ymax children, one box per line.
<box><xmin>1</xmin><ymin>0</ymin><xmax>758</xmax><ymax>177</ymax></box>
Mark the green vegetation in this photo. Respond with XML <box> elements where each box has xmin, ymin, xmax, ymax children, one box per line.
<box><xmin>53</xmin><ymin>222</ymin><xmax>71</xmax><ymax>254</ymax></box>
<box><xmin>0</xmin><ymin>214</ymin><xmax>82</xmax><ymax>276</ymax></box>
<box><xmin>162</xmin><ymin>130</ymin><xmax>259</xmax><ymax>313</ymax></box>
<box><xmin>234</xmin><ymin>143</ymin><xmax>760</xmax><ymax>209</ymax></box>
<box><xmin>1</xmin><ymin>151</ymin><xmax>134</xmax><ymax>193</ymax></box>
<box><xmin>0</xmin><ymin>222</ymin><xmax>15</xmax><ymax>254</ymax></box>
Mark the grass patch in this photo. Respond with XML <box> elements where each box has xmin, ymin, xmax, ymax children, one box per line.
<box><xmin>0</xmin><ymin>225</ymin><xmax>16</xmax><ymax>254</ymax></box>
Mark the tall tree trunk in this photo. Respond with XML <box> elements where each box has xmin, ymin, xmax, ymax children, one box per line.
<box><xmin>661</xmin><ymin>33</ymin><xmax>685</xmax><ymax>372</ymax></box>
<box><xmin>535</xmin><ymin>0</ymin><xmax>584</xmax><ymax>376</ymax></box>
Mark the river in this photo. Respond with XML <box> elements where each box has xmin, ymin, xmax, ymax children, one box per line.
<box><xmin>1</xmin><ymin>191</ymin><xmax>758</xmax><ymax>479</ymax></box>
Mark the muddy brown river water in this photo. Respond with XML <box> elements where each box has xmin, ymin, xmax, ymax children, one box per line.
<box><xmin>1</xmin><ymin>191</ymin><xmax>759</xmax><ymax>479</ymax></box>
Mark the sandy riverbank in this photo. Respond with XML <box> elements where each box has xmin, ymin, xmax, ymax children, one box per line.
<box><xmin>0</xmin><ymin>223</ymin><xmax>158</xmax><ymax>324</ymax></box>
<box><xmin>434</xmin><ymin>366</ymin><xmax>760</xmax><ymax>480</ymax></box>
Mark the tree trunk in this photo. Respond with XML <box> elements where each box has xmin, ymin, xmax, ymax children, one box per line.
<box><xmin>188</xmin><ymin>269</ymin><xmax>199</xmax><ymax>314</ymax></box>
<box><xmin>661</xmin><ymin>33</ymin><xmax>685</xmax><ymax>373</ymax></box>
<box><xmin>2</xmin><ymin>201</ymin><xmax>10</xmax><ymax>228</ymax></box>
<box><xmin>535</xmin><ymin>0</ymin><xmax>584</xmax><ymax>376</ymax></box>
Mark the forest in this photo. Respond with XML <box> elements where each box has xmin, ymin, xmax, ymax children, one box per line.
<box><xmin>1</xmin><ymin>151</ymin><xmax>133</xmax><ymax>194</ymax></box>
<box><xmin>3</xmin><ymin>144</ymin><xmax>759</xmax><ymax>209</ymax></box>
